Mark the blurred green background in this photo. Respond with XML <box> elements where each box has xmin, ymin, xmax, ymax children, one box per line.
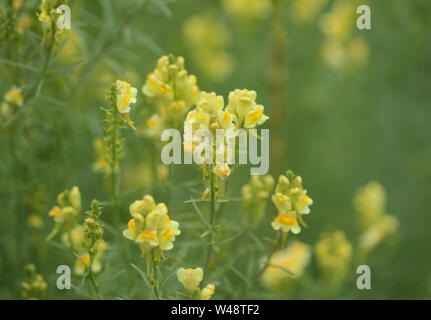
<box><xmin>1</xmin><ymin>0</ymin><xmax>430</xmax><ymax>299</ymax></box>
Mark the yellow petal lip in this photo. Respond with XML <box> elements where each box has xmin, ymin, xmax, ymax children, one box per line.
<box><xmin>276</xmin><ymin>214</ymin><xmax>297</xmax><ymax>226</ymax></box>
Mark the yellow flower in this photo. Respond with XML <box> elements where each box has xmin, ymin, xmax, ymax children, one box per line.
<box><xmin>61</xmin><ymin>224</ymin><xmax>85</xmax><ymax>251</ymax></box>
<box><xmin>213</xmin><ymin>163</ymin><xmax>231</xmax><ymax>178</ymax></box>
<box><xmin>116</xmin><ymin>80</ymin><xmax>137</xmax><ymax>114</ymax></box>
<box><xmin>4</xmin><ymin>86</ymin><xmax>23</xmax><ymax>107</ymax></box>
<box><xmin>123</xmin><ymin>195</ymin><xmax>181</xmax><ymax>254</ymax></box>
<box><xmin>199</xmin><ymin>284</ymin><xmax>215</xmax><ymax>300</ymax></box>
<box><xmin>271</xmin><ymin>171</ymin><xmax>313</xmax><ymax>233</ymax></box>
<box><xmin>177</xmin><ymin>267</ymin><xmax>203</xmax><ymax>292</ymax></box>
<box><xmin>271</xmin><ymin>213</ymin><xmax>301</xmax><ymax>234</ymax></box>
<box><xmin>261</xmin><ymin>242</ymin><xmax>311</xmax><ymax>290</ymax></box>
<box><xmin>74</xmin><ymin>241</ymin><xmax>108</xmax><ymax>276</ymax></box>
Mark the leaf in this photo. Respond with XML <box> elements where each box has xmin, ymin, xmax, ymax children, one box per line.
<box><xmin>130</xmin><ymin>263</ymin><xmax>150</xmax><ymax>287</ymax></box>
<box><xmin>158</xmin><ymin>263</ymin><xmax>179</xmax><ymax>287</ymax></box>
<box><xmin>0</xmin><ymin>58</ymin><xmax>38</xmax><ymax>72</ymax></box>
<box><xmin>188</xmin><ymin>196</ymin><xmax>210</xmax><ymax>227</ymax></box>
<box><xmin>267</xmin><ymin>263</ymin><xmax>296</xmax><ymax>276</ymax></box>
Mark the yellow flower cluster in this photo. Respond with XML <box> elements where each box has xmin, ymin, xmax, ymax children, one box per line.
<box><xmin>271</xmin><ymin>171</ymin><xmax>313</xmax><ymax>234</ymax></box>
<box><xmin>143</xmin><ymin>55</ymin><xmax>199</xmax><ymax>137</ymax></box>
<box><xmin>184</xmin><ymin>89</ymin><xmax>269</xmax><ymax>178</ymax></box>
<box><xmin>242</xmin><ymin>175</ymin><xmax>275</xmax><ymax>226</ymax></box>
<box><xmin>21</xmin><ymin>264</ymin><xmax>47</xmax><ymax>300</ymax></box>
<box><xmin>177</xmin><ymin>267</ymin><xmax>215</xmax><ymax>300</ymax></box>
<box><xmin>319</xmin><ymin>0</ymin><xmax>369</xmax><ymax>68</ymax></box>
<box><xmin>1</xmin><ymin>86</ymin><xmax>23</xmax><ymax>120</ymax></box>
<box><xmin>183</xmin><ymin>11</ymin><xmax>233</xmax><ymax>81</ymax></box>
<box><xmin>123</xmin><ymin>195</ymin><xmax>181</xmax><ymax>255</ymax></box>
<box><xmin>354</xmin><ymin>181</ymin><xmax>399</xmax><ymax>254</ymax></box>
<box><xmin>38</xmin><ymin>0</ymin><xmax>68</xmax><ymax>47</ymax></box>
<box><xmin>315</xmin><ymin>231</ymin><xmax>352</xmax><ymax>285</ymax></box>
<box><xmin>222</xmin><ymin>0</ymin><xmax>273</xmax><ymax>22</ymax></box>
<box><xmin>261</xmin><ymin>242</ymin><xmax>311</xmax><ymax>290</ymax></box>
<box><xmin>48</xmin><ymin>186</ymin><xmax>81</xmax><ymax>227</ymax></box>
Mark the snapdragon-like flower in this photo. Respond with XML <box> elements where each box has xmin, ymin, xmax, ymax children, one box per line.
<box><xmin>177</xmin><ymin>267</ymin><xmax>203</xmax><ymax>292</ymax></box>
<box><xmin>184</xmin><ymin>90</ymin><xmax>268</xmax><ymax>178</ymax></box>
<box><xmin>48</xmin><ymin>186</ymin><xmax>81</xmax><ymax>227</ymax></box>
<box><xmin>177</xmin><ymin>267</ymin><xmax>215</xmax><ymax>300</ymax></box>
<box><xmin>199</xmin><ymin>284</ymin><xmax>215</xmax><ymax>300</ymax></box>
<box><xmin>226</xmin><ymin>89</ymin><xmax>268</xmax><ymax>129</ymax></box>
<box><xmin>116</xmin><ymin>80</ymin><xmax>137</xmax><ymax>114</ymax></box>
<box><xmin>271</xmin><ymin>171</ymin><xmax>313</xmax><ymax>234</ymax></box>
<box><xmin>261</xmin><ymin>242</ymin><xmax>311</xmax><ymax>290</ymax></box>
<box><xmin>37</xmin><ymin>0</ymin><xmax>68</xmax><ymax>47</ymax></box>
<box><xmin>123</xmin><ymin>195</ymin><xmax>181</xmax><ymax>254</ymax></box>
<box><xmin>242</xmin><ymin>175</ymin><xmax>274</xmax><ymax>225</ymax></box>
<box><xmin>143</xmin><ymin>55</ymin><xmax>199</xmax><ymax>136</ymax></box>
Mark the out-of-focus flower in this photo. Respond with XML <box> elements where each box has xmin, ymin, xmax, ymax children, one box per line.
<box><xmin>348</xmin><ymin>37</ymin><xmax>370</xmax><ymax>65</ymax></box>
<box><xmin>92</xmin><ymin>138</ymin><xmax>110</xmax><ymax>174</ymax></box>
<box><xmin>123</xmin><ymin>195</ymin><xmax>181</xmax><ymax>255</ymax></box>
<box><xmin>320</xmin><ymin>1</ymin><xmax>355</xmax><ymax>41</ymax></box>
<box><xmin>48</xmin><ymin>186</ymin><xmax>81</xmax><ymax>227</ymax></box>
<box><xmin>177</xmin><ymin>267</ymin><xmax>203</xmax><ymax>292</ymax></box>
<box><xmin>261</xmin><ymin>242</ymin><xmax>311</xmax><ymax>290</ymax></box>
<box><xmin>61</xmin><ymin>224</ymin><xmax>85</xmax><ymax>251</ymax></box>
<box><xmin>183</xmin><ymin>11</ymin><xmax>233</xmax><ymax>81</ymax></box>
<box><xmin>21</xmin><ymin>264</ymin><xmax>47</xmax><ymax>300</ymax></box>
<box><xmin>4</xmin><ymin>86</ymin><xmax>23</xmax><ymax>107</ymax></box>
<box><xmin>242</xmin><ymin>175</ymin><xmax>274</xmax><ymax>226</ymax></box>
<box><xmin>28</xmin><ymin>214</ymin><xmax>44</xmax><ymax>229</ymax></box>
<box><xmin>354</xmin><ymin>181</ymin><xmax>399</xmax><ymax>258</ymax></box>
<box><xmin>271</xmin><ymin>171</ymin><xmax>313</xmax><ymax>234</ymax></box>
<box><xmin>199</xmin><ymin>284</ymin><xmax>215</xmax><ymax>300</ymax></box>
<box><xmin>353</xmin><ymin>181</ymin><xmax>386</xmax><ymax>230</ymax></box>
<box><xmin>74</xmin><ymin>240</ymin><xmax>107</xmax><ymax>276</ymax></box>
<box><xmin>315</xmin><ymin>231</ymin><xmax>352</xmax><ymax>286</ymax></box>
<box><xmin>222</xmin><ymin>0</ymin><xmax>272</xmax><ymax>22</ymax></box>
<box><xmin>143</xmin><ymin>55</ymin><xmax>199</xmax><ymax>137</ymax></box>
<box><xmin>292</xmin><ymin>0</ymin><xmax>327</xmax><ymax>22</ymax></box>
<box><xmin>319</xmin><ymin>1</ymin><xmax>369</xmax><ymax>69</ymax></box>
<box><xmin>320</xmin><ymin>38</ymin><xmax>346</xmax><ymax>69</ymax></box>
<box><xmin>359</xmin><ymin>214</ymin><xmax>399</xmax><ymax>251</ymax></box>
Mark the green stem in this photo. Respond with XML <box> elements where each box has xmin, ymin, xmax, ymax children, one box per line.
<box><xmin>241</xmin><ymin>231</ymin><xmax>282</xmax><ymax>298</ymax></box>
<box><xmin>204</xmin><ymin>169</ymin><xmax>216</xmax><ymax>274</ymax></box>
<box><xmin>88</xmin><ymin>253</ymin><xmax>101</xmax><ymax>300</ymax></box>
